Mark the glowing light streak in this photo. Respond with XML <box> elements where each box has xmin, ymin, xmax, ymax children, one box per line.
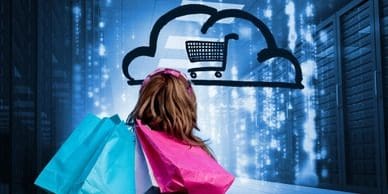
<box><xmin>99</xmin><ymin>21</ymin><xmax>105</xmax><ymax>28</ymax></box>
<box><xmin>295</xmin><ymin>60</ymin><xmax>318</xmax><ymax>186</ymax></box>
<box><xmin>238</xmin><ymin>27</ymin><xmax>252</xmax><ymax>39</ymax></box>
<box><xmin>270</xmin><ymin>139</ymin><xmax>280</xmax><ymax>149</ymax></box>
<box><xmin>242</xmin><ymin>95</ymin><xmax>256</xmax><ymax>114</ymax></box>
<box><xmin>231</xmin><ymin>65</ymin><xmax>238</xmax><ymax>80</ymax></box>
<box><xmin>99</xmin><ymin>44</ymin><xmax>106</xmax><ymax>56</ymax></box>
<box><xmin>304</xmin><ymin>27</ymin><xmax>314</xmax><ymax>44</ymax></box>
<box><xmin>94</xmin><ymin>100</ymin><xmax>100</xmax><ymax>107</ymax></box>
<box><xmin>72</xmin><ymin>6</ymin><xmax>81</xmax><ymax>17</ymax></box>
<box><xmin>285</xmin><ymin>1</ymin><xmax>297</xmax><ymax>52</ymax></box>
<box><xmin>319</xmin><ymin>31</ymin><xmax>328</xmax><ymax>43</ymax></box>
<box><xmin>264</xmin><ymin>8</ymin><xmax>272</xmax><ymax>19</ymax></box>
<box><xmin>306</xmin><ymin>3</ymin><xmax>313</xmax><ymax>17</ymax></box>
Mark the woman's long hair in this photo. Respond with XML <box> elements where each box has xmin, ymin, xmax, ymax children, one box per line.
<box><xmin>128</xmin><ymin>70</ymin><xmax>214</xmax><ymax>158</ymax></box>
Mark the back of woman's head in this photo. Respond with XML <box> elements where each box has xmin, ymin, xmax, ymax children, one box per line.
<box><xmin>129</xmin><ymin>68</ymin><xmax>213</xmax><ymax>157</ymax></box>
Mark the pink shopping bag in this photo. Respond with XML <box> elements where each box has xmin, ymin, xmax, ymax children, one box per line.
<box><xmin>135</xmin><ymin>119</ymin><xmax>234</xmax><ymax>194</ymax></box>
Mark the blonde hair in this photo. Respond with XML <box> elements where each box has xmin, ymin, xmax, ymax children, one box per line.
<box><xmin>128</xmin><ymin>69</ymin><xmax>213</xmax><ymax>157</ymax></box>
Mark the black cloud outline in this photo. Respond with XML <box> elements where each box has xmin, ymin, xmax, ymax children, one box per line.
<box><xmin>122</xmin><ymin>4</ymin><xmax>304</xmax><ymax>89</ymax></box>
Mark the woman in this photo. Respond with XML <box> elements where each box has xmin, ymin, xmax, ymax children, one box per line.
<box><xmin>128</xmin><ymin>68</ymin><xmax>233</xmax><ymax>194</ymax></box>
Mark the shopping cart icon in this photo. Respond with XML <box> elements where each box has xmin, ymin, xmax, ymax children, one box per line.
<box><xmin>185</xmin><ymin>33</ymin><xmax>239</xmax><ymax>78</ymax></box>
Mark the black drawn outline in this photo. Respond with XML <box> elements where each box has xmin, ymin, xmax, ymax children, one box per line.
<box><xmin>122</xmin><ymin>4</ymin><xmax>304</xmax><ymax>89</ymax></box>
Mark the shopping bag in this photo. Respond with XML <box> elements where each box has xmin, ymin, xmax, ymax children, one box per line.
<box><xmin>76</xmin><ymin>120</ymin><xmax>136</xmax><ymax>194</ymax></box>
<box><xmin>135</xmin><ymin>119</ymin><xmax>235</xmax><ymax>194</ymax></box>
<box><xmin>135</xmin><ymin>137</ymin><xmax>154</xmax><ymax>194</ymax></box>
<box><xmin>34</xmin><ymin>114</ymin><xmax>126</xmax><ymax>194</ymax></box>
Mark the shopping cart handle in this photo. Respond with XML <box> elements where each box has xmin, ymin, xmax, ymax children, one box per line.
<box><xmin>224</xmin><ymin>33</ymin><xmax>239</xmax><ymax>41</ymax></box>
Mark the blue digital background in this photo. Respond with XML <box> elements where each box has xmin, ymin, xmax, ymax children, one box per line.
<box><xmin>70</xmin><ymin>0</ymin><xmax>330</xmax><ymax>186</ymax></box>
<box><xmin>1</xmin><ymin>0</ymin><xmax>388</xmax><ymax>193</ymax></box>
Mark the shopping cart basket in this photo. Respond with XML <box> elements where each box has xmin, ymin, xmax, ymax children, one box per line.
<box><xmin>185</xmin><ymin>33</ymin><xmax>239</xmax><ymax>78</ymax></box>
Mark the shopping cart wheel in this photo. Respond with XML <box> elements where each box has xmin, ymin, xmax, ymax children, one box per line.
<box><xmin>190</xmin><ymin>72</ymin><xmax>197</xmax><ymax>78</ymax></box>
<box><xmin>215</xmin><ymin>71</ymin><xmax>222</xmax><ymax>78</ymax></box>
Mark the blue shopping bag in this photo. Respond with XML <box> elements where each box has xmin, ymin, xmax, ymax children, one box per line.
<box><xmin>34</xmin><ymin>114</ymin><xmax>135</xmax><ymax>194</ymax></box>
<box><xmin>75</xmin><ymin>120</ymin><xmax>136</xmax><ymax>194</ymax></box>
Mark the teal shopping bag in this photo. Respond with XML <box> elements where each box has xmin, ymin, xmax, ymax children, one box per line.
<box><xmin>75</xmin><ymin>121</ymin><xmax>136</xmax><ymax>194</ymax></box>
<box><xmin>34</xmin><ymin>114</ymin><xmax>125</xmax><ymax>194</ymax></box>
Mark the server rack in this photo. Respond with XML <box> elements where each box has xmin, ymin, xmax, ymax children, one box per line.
<box><xmin>0</xmin><ymin>0</ymin><xmax>11</xmax><ymax>193</ymax></box>
<box><xmin>0</xmin><ymin>0</ymin><xmax>74</xmax><ymax>193</ymax></box>
<box><xmin>9</xmin><ymin>0</ymin><xmax>38</xmax><ymax>193</ymax></box>
<box><xmin>35</xmin><ymin>2</ymin><xmax>74</xmax><ymax>191</ymax></box>
<box><xmin>315</xmin><ymin>15</ymin><xmax>343</xmax><ymax>188</ymax></box>
<box><xmin>36</xmin><ymin>1</ymin><xmax>53</xmax><ymax>183</ymax></box>
<box><xmin>315</xmin><ymin>0</ymin><xmax>387</xmax><ymax>193</ymax></box>
<box><xmin>340</xmin><ymin>0</ymin><xmax>377</xmax><ymax>189</ymax></box>
<box><xmin>49</xmin><ymin>0</ymin><xmax>73</xmax><ymax>153</ymax></box>
<box><xmin>381</xmin><ymin>0</ymin><xmax>388</xmax><ymax>192</ymax></box>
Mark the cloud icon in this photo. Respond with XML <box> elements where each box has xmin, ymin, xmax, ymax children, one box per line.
<box><xmin>122</xmin><ymin>4</ymin><xmax>304</xmax><ymax>89</ymax></box>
